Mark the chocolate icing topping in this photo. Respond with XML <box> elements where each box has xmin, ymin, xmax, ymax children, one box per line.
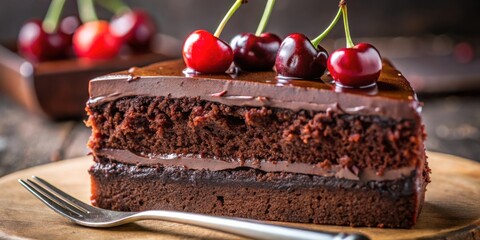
<box><xmin>95</xmin><ymin>149</ymin><xmax>416</xmax><ymax>182</ymax></box>
<box><xmin>88</xmin><ymin>59</ymin><xmax>422</xmax><ymax>120</ymax></box>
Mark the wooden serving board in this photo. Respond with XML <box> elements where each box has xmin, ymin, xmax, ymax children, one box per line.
<box><xmin>0</xmin><ymin>152</ymin><xmax>479</xmax><ymax>240</ymax></box>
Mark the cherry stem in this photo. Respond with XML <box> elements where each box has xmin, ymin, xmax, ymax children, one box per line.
<box><xmin>95</xmin><ymin>0</ymin><xmax>130</xmax><ymax>15</ymax></box>
<box><xmin>42</xmin><ymin>0</ymin><xmax>66</xmax><ymax>33</ymax></box>
<box><xmin>255</xmin><ymin>0</ymin><xmax>276</xmax><ymax>36</ymax></box>
<box><xmin>311</xmin><ymin>7</ymin><xmax>342</xmax><ymax>48</ymax></box>
<box><xmin>214</xmin><ymin>0</ymin><xmax>244</xmax><ymax>38</ymax></box>
<box><xmin>342</xmin><ymin>4</ymin><xmax>355</xmax><ymax>48</ymax></box>
<box><xmin>78</xmin><ymin>0</ymin><xmax>98</xmax><ymax>23</ymax></box>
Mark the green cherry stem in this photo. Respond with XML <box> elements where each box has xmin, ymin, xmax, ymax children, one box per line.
<box><xmin>311</xmin><ymin>7</ymin><xmax>342</xmax><ymax>48</ymax></box>
<box><xmin>341</xmin><ymin>3</ymin><xmax>355</xmax><ymax>48</ymax></box>
<box><xmin>95</xmin><ymin>0</ymin><xmax>130</xmax><ymax>15</ymax></box>
<box><xmin>255</xmin><ymin>0</ymin><xmax>276</xmax><ymax>36</ymax></box>
<box><xmin>42</xmin><ymin>0</ymin><xmax>66</xmax><ymax>33</ymax></box>
<box><xmin>78</xmin><ymin>0</ymin><xmax>98</xmax><ymax>23</ymax></box>
<box><xmin>214</xmin><ymin>0</ymin><xmax>244</xmax><ymax>38</ymax></box>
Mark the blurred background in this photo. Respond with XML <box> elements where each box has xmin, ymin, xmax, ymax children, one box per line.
<box><xmin>0</xmin><ymin>0</ymin><xmax>479</xmax><ymax>176</ymax></box>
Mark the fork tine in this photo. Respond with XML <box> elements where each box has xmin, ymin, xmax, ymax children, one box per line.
<box><xmin>32</xmin><ymin>176</ymin><xmax>94</xmax><ymax>213</ymax></box>
<box><xmin>25</xmin><ymin>179</ymin><xmax>88</xmax><ymax>216</ymax></box>
<box><xmin>18</xmin><ymin>179</ymin><xmax>84</xmax><ymax>219</ymax></box>
<box><xmin>22</xmin><ymin>178</ymin><xmax>87</xmax><ymax>217</ymax></box>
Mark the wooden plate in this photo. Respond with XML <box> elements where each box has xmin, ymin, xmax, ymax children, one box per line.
<box><xmin>0</xmin><ymin>152</ymin><xmax>479</xmax><ymax>240</ymax></box>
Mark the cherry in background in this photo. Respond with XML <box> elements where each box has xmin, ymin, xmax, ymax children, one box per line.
<box><xmin>230</xmin><ymin>0</ymin><xmax>281</xmax><ymax>71</ymax></box>
<box><xmin>18</xmin><ymin>0</ymin><xmax>155</xmax><ymax>61</ymax></box>
<box><xmin>58</xmin><ymin>16</ymin><xmax>81</xmax><ymax>56</ymax></box>
<box><xmin>18</xmin><ymin>20</ymin><xmax>69</xmax><ymax>62</ymax></box>
<box><xmin>17</xmin><ymin>0</ymin><xmax>70</xmax><ymax>61</ymax></box>
<box><xmin>183</xmin><ymin>0</ymin><xmax>246</xmax><ymax>73</ymax></box>
<box><xmin>60</xmin><ymin>16</ymin><xmax>81</xmax><ymax>41</ymax></box>
<box><xmin>73</xmin><ymin>20</ymin><xmax>121</xmax><ymax>60</ymax></box>
<box><xmin>73</xmin><ymin>0</ymin><xmax>122</xmax><ymax>60</ymax></box>
<box><xmin>275</xmin><ymin>33</ymin><xmax>328</xmax><ymax>79</ymax></box>
<box><xmin>110</xmin><ymin>9</ymin><xmax>157</xmax><ymax>51</ymax></box>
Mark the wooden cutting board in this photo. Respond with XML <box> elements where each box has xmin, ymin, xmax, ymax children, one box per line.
<box><xmin>0</xmin><ymin>151</ymin><xmax>479</xmax><ymax>240</ymax></box>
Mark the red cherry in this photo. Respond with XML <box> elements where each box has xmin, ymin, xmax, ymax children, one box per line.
<box><xmin>59</xmin><ymin>16</ymin><xmax>80</xmax><ymax>46</ymax></box>
<box><xmin>110</xmin><ymin>9</ymin><xmax>156</xmax><ymax>51</ymax></box>
<box><xmin>327</xmin><ymin>43</ymin><xmax>382</xmax><ymax>88</ymax></box>
<box><xmin>18</xmin><ymin>19</ymin><xmax>69</xmax><ymax>61</ymax></box>
<box><xmin>183</xmin><ymin>30</ymin><xmax>233</xmax><ymax>73</ymax></box>
<box><xmin>59</xmin><ymin>16</ymin><xmax>81</xmax><ymax>56</ymax></box>
<box><xmin>230</xmin><ymin>32</ymin><xmax>281</xmax><ymax>71</ymax></box>
<box><xmin>275</xmin><ymin>33</ymin><xmax>328</xmax><ymax>79</ymax></box>
<box><xmin>60</xmin><ymin>16</ymin><xmax>81</xmax><ymax>37</ymax></box>
<box><xmin>73</xmin><ymin>20</ymin><xmax>122</xmax><ymax>60</ymax></box>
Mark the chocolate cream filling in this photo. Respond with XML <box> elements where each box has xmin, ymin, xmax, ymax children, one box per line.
<box><xmin>88</xmin><ymin>60</ymin><xmax>422</xmax><ymax>121</ymax></box>
<box><xmin>95</xmin><ymin>149</ymin><xmax>416</xmax><ymax>182</ymax></box>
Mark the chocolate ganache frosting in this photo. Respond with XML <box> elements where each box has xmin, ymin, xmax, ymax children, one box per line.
<box><xmin>88</xmin><ymin>59</ymin><xmax>421</xmax><ymax>121</ymax></box>
<box><xmin>95</xmin><ymin>149</ymin><xmax>416</xmax><ymax>182</ymax></box>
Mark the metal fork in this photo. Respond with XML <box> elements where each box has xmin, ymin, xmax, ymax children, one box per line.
<box><xmin>19</xmin><ymin>176</ymin><xmax>369</xmax><ymax>240</ymax></box>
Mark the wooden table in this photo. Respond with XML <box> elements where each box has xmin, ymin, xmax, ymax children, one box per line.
<box><xmin>0</xmin><ymin>94</ymin><xmax>90</xmax><ymax>176</ymax></box>
<box><xmin>0</xmin><ymin>92</ymin><xmax>480</xmax><ymax>177</ymax></box>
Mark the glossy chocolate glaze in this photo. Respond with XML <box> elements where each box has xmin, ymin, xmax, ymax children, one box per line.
<box><xmin>88</xmin><ymin>59</ymin><xmax>421</xmax><ymax>120</ymax></box>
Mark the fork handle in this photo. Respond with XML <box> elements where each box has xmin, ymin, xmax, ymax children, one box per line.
<box><xmin>132</xmin><ymin>210</ymin><xmax>369</xmax><ymax>240</ymax></box>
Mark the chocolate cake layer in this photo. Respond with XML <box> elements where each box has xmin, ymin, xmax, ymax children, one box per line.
<box><xmin>89</xmin><ymin>156</ymin><xmax>428</xmax><ymax>228</ymax></box>
<box><xmin>88</xmin><ymin>60</ymin><xmax>421</xmax><ymax>121</ymax></box>
<box><xmin>87</xmin><ymin>95</ymin><xmax>424</xmax><ymax>172</ymax></box>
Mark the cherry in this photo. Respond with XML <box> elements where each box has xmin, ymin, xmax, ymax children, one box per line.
<box><xmin>59</xmin><ymin>16</ymin><xmax>80</xmax><ymax>41</ymax></box>
<box><xmin>183</xmin><ymin>30</ymin><xmax>233</xmax><ymax>73</ymax></box>
<box><xmin>17</xmin><ymin>0</ymin><xmax>71</xmax><ymax>61</ymax></box>
<box><xmin>58</xmin><ymin>16</ymin><xmax>80</xmax><ymax>56</ymax></box>
<box><xmin>327</xmin><ymin>2</ymin><xmax>382</xmax><ymax>88</ymax></box>
<box><xmin>18</xmin><ymin>20</ymin><xmax>69</xmax><ymax>61</ymax></box>
<box><xmin>328</xmin><ymin>43</ymin><xmax>382</xmax><ymax>87</ymax></box>
<box><xmin>182</xmin><ymin>0</ymin><xmax>245</xmax><ymax>73</ymax></box>
<box><xmin>275</xmin><ymin>33</ymin><xmax>328</xmax><ymax>79</ymax></box>
<box><xmin>231</xmin><ymin>33</ymin><xmax>281</xmax><ymax>71</ymax></box>
<box><xmin>73</xmin><ymin>20</ymin><xmax>122</xmax><ymax>60</ymax></box>
<box><xmin>274</xmin><ymin>5</ymin><xmax>343</xmax><ymax>79</ymax></box>
<box><xmin>110</xmin><ymin>9</ymin><xmax>156</xmax><ymax>51</ymax></box>
<box><xmin>229</xmin><ymin>0</ymin><xmax>280</xmax><ymax>71</ymax></box>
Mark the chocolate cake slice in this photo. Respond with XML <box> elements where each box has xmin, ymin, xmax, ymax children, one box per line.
<box><xmin>86</xmin><ymin>59</ymin><xmax>429</xmax><ymax>228</ymax></box>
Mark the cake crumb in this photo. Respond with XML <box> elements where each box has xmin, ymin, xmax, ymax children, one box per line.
<box><xmin>348</xmin><ymin>133</ymin><xmax>361</xmax><ymax>142</ymax></box>
<box><xmin>317</xmin><ymin>160</ymin><xmax>332</xmax><ymax>170</ymax></box>
<box><xmin>339</xmin><ymin>155</ymin><xmax>352</xmax><ymax>168</ymax></box>
<box><xmin>244</xmin><ymin>107</ymin><xmax>271</xmax><ymax>126</ymax></box>
<box><xmin>210</xmin><ymin>90</ymin><xmax>228</xmax><ymax>97</ymax></box>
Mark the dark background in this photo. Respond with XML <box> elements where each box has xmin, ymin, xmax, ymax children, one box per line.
<box><xmin>0</xmin><ymin>0</ymin><xmax>479</xmax><ymax>176</ymax></box>
<box><xmin>1</xmin><ymin>0</ymin><xmax>479</xmax><ymax>41</ymax></box>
